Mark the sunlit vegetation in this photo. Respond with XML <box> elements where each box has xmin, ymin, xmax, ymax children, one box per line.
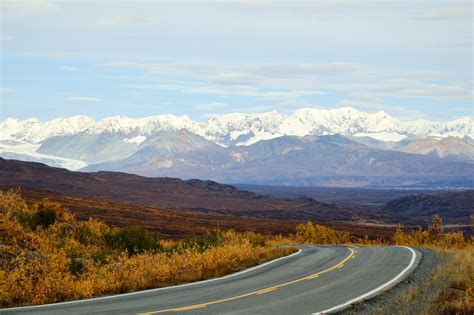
<box><xmin>1</xmin><ymin>189</ymin><xmax>471</xmax><ymax>312</ymax></box>
<box><xmin>388</xmin><ymin>215</ymin><xmax>473</xmax><ymax>315</ymax></box>
<box><xmin>0</xmin><ymin>190</ymin><xmax>295</xmax><ymax>307</ymax></box>
<box><xmin>293</xmin><ymin>216</ymin><xmax>473</xmax><ymax>314</ymax></box>
<box><xmin>295</xmin><ymin>221</ymin><xmax>351</xmax><ymax>244</ymax></box>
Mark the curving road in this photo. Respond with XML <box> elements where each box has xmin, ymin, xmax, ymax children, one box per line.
<box><xmin>2</xmin><ymin>245</ymin><xmax>420</xmax><ymax>315</ymax></box>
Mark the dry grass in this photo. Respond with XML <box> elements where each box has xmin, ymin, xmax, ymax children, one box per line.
<box><xmin>369</xmin><ymin>245</ymin><xmax>473</xmax><ymax>315</ymax></box>
<box><xmin>430</xmin><ymin>246</ymin><xmax>474</xmax><ymax>314</ymax></box>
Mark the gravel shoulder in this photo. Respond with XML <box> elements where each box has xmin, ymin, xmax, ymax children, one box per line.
<box><xmin>339</xmin><ymin>247</ymin><xmax>441</xmax><ymax>314</ymax></box>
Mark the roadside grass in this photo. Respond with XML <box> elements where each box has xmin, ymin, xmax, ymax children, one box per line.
<box><xmin>431</xmin><ymin>246</ymin><xmax>474</xmax><ymax>314</ymax></box>
<box><xmin>290</xmin><ymin>219</ymin><xmax>474</xmax><ymax>314</ymax></box>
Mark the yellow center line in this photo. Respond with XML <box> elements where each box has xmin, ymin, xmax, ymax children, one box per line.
<box><xmin>140</xmin><ymin>247</ymin><xmax>355</xmax><ymax>314</ymax></box>
<box><xmin>255</xmin><ymin>287</ymin><xmax>277</xmax><ymax>295</ymax></box>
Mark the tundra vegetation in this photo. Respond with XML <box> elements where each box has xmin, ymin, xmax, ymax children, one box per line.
<box><xmin>294</xmin><ymin>218</ymin><xmax>473</xmax><ymax>315</ymax></box>
<box><xmin>0</xmin><ymin>190</ymin><xmax>472</xmax><ymax>313</ymax></box>
<box><xmin>0</xmin><ymin>190</ymin><xmax>294</xmax><ymax>307</ymax></box>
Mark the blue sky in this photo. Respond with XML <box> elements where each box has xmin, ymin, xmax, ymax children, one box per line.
<box><xmin>1</xmin><ymin>0</ymin><xmax>472</xmax><ymax>122</ymax></box>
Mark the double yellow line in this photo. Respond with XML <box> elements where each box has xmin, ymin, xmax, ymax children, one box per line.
<box><xmin>140</xmin><ymin>247</ymin><xmax>355</xmax><ymax>314</ymax></box>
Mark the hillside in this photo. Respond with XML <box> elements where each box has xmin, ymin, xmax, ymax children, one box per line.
<box><xmin>236</xmin><ymin>185</ymin><xmax>449</xmax><ymax>209</ymax></box>
<box><xmin>399</xmin><ymin>137</ymin><xmax>474</xmax><ymax>160</ymax></box>
<box><xmin>9</xmin><ymin>187</ymin><xmax>299</xmax><ymax>238</ymax></box>
<box><xmin>2</xmin><ymin>158</ymin><xmax>471</xmax><ymax>229</ymax></box>
<box><xmin>0</xmin><ymin>158</ymin><xmax>384</xmax><ymax>226</ymax></box>
<box><xmin>383</xmin><ymin>190</ymin><xmax>474</xmax><ymax>224</ymax></box>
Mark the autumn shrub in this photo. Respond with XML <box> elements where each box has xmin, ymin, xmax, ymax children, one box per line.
<box><xmin>0</xmin><ymin>190</ymin><xmax>295</xmax><ymax>307</ymax></box>
<box><xmin>391</xmin><ymin>215</ymin><xmax>469</xmax><ymax>249</ymax></box>
<box><xmin>295</xmin><ymin>221</ymin><xmax>351</xmax><ymax>244</ymax></box>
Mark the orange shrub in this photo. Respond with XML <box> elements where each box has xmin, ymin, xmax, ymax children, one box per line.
<box><xmin>0</xmin><ymin>190</ymin><xmax>294</xmax><ymax>307</ymax></box>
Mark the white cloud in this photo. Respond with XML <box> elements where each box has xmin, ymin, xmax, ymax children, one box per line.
<box><xmin>101</xmin><ymin>61</ymin><xmax>360</xmax><ymax>80</ymax></box>
<box><xmin>210</xmin><ymin>73</ymin><xmax>263</xmax><ymax>86</ymax></box>
<box><xmin>252</xmin><ymin>62</ymin><xmax>361</xmax><ymax>77</ymax></box>
<box><xmin>60</xmin><ymin>66</ymin><xmax>77</xmax><ymax>71</ymax></box>
<box><xmin>2</xmin><ymin>0</ymin><xmax>58</xmax><ymax>16</ymax></box>
<box><xmin>0</xmin><ymin>88</ymin><xmax>15</xmax><ymax>94</ymax></box>
<box><xmin>184</xmin><ymin>85</ymin><xmax>320</xmax><ymax>102</ymax></box>
<box><xmin>420</xmin><ymin>4</ymin><xmax>472</xmax><ymax>20</ymax></box>
<box><xmin>0</xmin><ymin>35</ymin><xmax>14</xmax><ymax>41</ymax></box>
<box><xmin>102</xmin><ymin>61</ymin><xmax>219</xmax><ymax>76</ymax></box>
<box><xmin>98</xmin><ymin>16</ymin><xmax>155</xmax><ymax>27</ymax></box>
<box><xmin>65</xmin><ymin>96</ymin><xmax>103</xmax><ymax>102</ymax></box>
<box><xmin>194</xmin><ymin>102</ymin><xmax>229</xmax><ymax>111</ymax></box>
<box><xmin>325</xmin><ymin>79</ymin><xmax>472</xmax><ymax>101</ymax></box>
<box><xmin>102</xmin><ymin>60</ymin><xmax>472</xmax><ymax>104</ymax></box>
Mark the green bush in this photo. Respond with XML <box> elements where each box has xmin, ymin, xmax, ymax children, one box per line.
<box><xmin>173</xmin><ymin>231</ymin><xmax>223</xmax><ymax>254</ymax></box>
<box><xmin>67</xmin><ymin>251</ymin><xmax>84</xmax><ymax>276</ymax></box>
<box><xmin>15</xmin><ymin>207</ymin><xmax>57</xmax><ymax>230</ymax></box>
<box><xmin>75</xmin><ymin>225</ymin><xmax>103</xmax><ymax>246</ymax></box>
<box><xmin>104</xmin><ymin>227</ymin><xmax>159</xmax><ymax>256</ymax></box>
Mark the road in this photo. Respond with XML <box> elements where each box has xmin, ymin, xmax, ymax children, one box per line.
<box><xmin>2</xmin><ymin>245</ymin><xmax>420</xmax><ymax>315</ymax></box>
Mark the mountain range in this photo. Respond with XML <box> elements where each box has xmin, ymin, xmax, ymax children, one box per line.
<box><xmin>1</xmin><ymin>107</ymin><xmax>473</xmax><ymax>188</ymax></box>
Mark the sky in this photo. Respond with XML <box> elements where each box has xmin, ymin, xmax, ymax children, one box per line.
<box><xmin>0</xmin><ymin>0</ymin><xmax>473</xmax><ymax>122</ymax></box>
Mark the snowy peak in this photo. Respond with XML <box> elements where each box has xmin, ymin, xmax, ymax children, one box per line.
<box><xmin>1</xmin><ymin>107</ymin><xmax>473</xmax><ymax>146</ymax></box>
<box><xmin>200</xmin><ymin>111</ymin><xmax>287</xmax><ymax>146</ymax></box>
<box><xmin>0</xmin><ymin>115</ymin><xmax>96</xmax><ymax>143</ymax></box>
<box><xmin>284</xmin><ymin>107</ymin><xmax>401</xmax><ymax>136</ymax></box>
<box><xmin>0</xmin><ymin>114</ymin><xmax>200</xmax><ymax>143</ymax></box>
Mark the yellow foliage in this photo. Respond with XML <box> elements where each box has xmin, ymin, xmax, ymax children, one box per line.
<box><xmin>295</xmin><ymin>221</ymin><xmax>351</xmax><ymax>244</ymax></box>
<box><xmin>0</xmin><ymin>190</ymin><xmax>294</xmax><ymax>307</ymax></box>
<box><xmin>390</xmin><ymin>215</ymin><xmax>470</xmax><ymax>249</ymax></box>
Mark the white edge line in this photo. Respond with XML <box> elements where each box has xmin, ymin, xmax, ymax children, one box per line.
<box><xmin>312</xmin><ymin>246</ymin><xmax>417</xmax><ymax>315</ymax></box>
<box><xmin>3</xmin><ymin>248</ymin><xmax>302</xmax><ymax>311</ymax></box>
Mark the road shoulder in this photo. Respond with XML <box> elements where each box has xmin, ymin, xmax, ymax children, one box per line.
<box><xmin>339</xmin><ymin>247</ymin><xmax>438</xmax><ymax>314</ymax></box>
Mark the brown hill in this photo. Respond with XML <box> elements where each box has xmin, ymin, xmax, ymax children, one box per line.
<box><xmin>0</xmin><ymin>158</ymin><xmax>386</xmax><ymax>226</ymax></box>
<box><xmin>383</xmin><ymin>190</ymin><xmax>474</xmax><ymax>224</ymax></box>
<box><xmin>8</xmin><ymin>187</ymin><xmax>300</xmax><ymax>238</ymax></box>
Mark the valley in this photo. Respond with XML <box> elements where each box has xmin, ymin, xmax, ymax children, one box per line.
<box><xmin>1</xmin><ymin>158</ymin><xmax>472</xmax><ymax>239</ymax></box>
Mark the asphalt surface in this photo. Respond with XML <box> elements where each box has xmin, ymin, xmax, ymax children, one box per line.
<box><xmin>1</xmin><ymin>245</ymin><xmax>420</xmax><ymax>315</ymax></box>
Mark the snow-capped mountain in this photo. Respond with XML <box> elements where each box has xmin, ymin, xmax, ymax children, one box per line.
<box><xmin>1</xmin><ymin>107</ymin><xmax>473</xmax><ymax>176</ymax></box>
<box><xmin>0</xmin><ymin>114</ymin><xmax>199</xmax><ymax>143</ymax></box>
<box><xmin>1</xmin><ymin>107</ymin><xmax>473</xmax><ymax>146</ymax></box>
<box><xmin>0</xmin><ymin>116</ymin><xmax>96</xmax><ymax>143</ymax></box>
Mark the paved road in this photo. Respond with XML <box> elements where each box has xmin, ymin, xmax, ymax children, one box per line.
<box><xmin>1</xmin><ymin>245</ymin><xmax>420</xmax><ymax>315</ymax></box>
